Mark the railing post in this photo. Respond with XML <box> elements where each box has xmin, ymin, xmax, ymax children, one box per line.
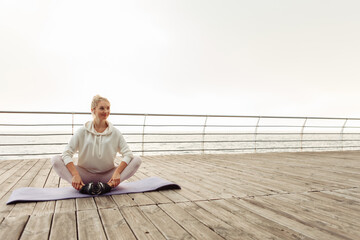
<box><xmin>254</xmin><ymin>117</ymin><xmax>261</xmax><ymax>152</ymax></box>
<box><xmin>300</xmin><ymin>118</ymin><xmax>307</xmax><ymax>151</ymax></box>
<box><xmin>142</xmin><ymin>115</ymin><xmax>147</xmax><ymax>156</ymax></box>
<box><xmin>72</xmin><ymin>113</ymin><xmax>75</xmax><ymax>135</ymax></box>
<box><xmin>202</xmin><ymin>116</ymin><xmax>208</xmax><ymax>154</ymax></box>
<box><xmin>341</xmin><ymin>118</ymin><xmax>348</xmax><ymax>151</ymax></box>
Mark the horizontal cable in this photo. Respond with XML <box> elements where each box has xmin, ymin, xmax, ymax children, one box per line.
<box><xmin>132</xmin><ymin>145</ymin><xmax>360</xmax><ymax>152</ymax></box>
<box><xmin>1</xmin><ymin>139</ymin><xmax>360</xmax><ymax>147</ymax></box>
<box><xmin>129</xmin><ymin>139</ymin><xmax>360</xmax><ymax>144</ymax></box>
<box><xmin>0</xmin><ymin>133</ymin><xmax>72</xmax><ymax>136</ymax></box>
<box><xmin>0</xmin><ymin>143</ymin><xmax>67</xmax><ymax>146</ymax></box>
<box><xmin>0</xmin><ymin>152</ymin><xmax>62</xmax><ymax>156</ymax></box>
<box><xmin>0</xmin><ymin>124</ymin><xmax>82</xmax><ymax>127</ymax></box>
<box><xmin>1</xmin><ymin>145</ymin><xmax>359</xmax><ymax>157</ymax></box>
<box><xmin>1</xmin><ymin>132</ymin><xmax>360</xmax><ymax>137</ymax></box>
<box><xmin>2</xmin><ymin>123</ymin><xmax>360</xmax><ymax>129</ymax></box>
<box><xmin>1</xmin><ymin>110</ymin><xmax>360</xmax><ymax>120</ymax></box>
<box><xmin>125</xmin><ymin>132</ymin><xmax>360</xmax><ymax>135</ymax></box>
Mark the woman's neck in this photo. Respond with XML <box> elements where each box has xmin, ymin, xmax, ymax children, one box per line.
<box><xmin>93</xmin><ymin>119</ymin><xmax>107</xmax><ymax>130</ymax></box>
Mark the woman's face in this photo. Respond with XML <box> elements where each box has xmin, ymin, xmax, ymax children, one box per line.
<box><xmin>93</xmin><ymin>100</ymin><xmax>110</xmax><ymax>121</ymax></box>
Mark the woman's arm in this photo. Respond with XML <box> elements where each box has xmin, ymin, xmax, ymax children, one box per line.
<box><xmin>107</xmin><ymin>161</ymin><xmax>127</xmax><ymax>187</ymax></box>
<box><xmin>66</xmin><ymin>162</ymin><xmax>84</xmax><ymax>190</ymax></box>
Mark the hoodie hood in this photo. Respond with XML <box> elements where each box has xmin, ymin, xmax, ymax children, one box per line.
<box><xmin>84</xmin><ymin>121</ymin><xmax>113</xmax><ymax>158</ymax></box>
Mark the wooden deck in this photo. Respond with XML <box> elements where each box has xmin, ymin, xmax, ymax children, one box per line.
<box><xmin>0</xmin><ymin>151</ymin><xmax>359</xmax><ymax>240</ymax></box>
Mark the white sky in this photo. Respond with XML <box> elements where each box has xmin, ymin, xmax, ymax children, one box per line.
<box><xmin>1</xmin><ymin>0</ymin><xmax>359</xmax><ymax>117</ymax></box>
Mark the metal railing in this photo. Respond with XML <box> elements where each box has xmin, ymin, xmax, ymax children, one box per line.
<box><xmin>1</xmin><ymin>111</ymin><xmax>360</xmax><ymax>159</ymax></box>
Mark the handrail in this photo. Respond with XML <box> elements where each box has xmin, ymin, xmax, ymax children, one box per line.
<box><xmin>1</xmin><ymin>110</ymin><xmax>360</xmax><ymax>120</ymax></box>
<box><xmin>0</xmin><ymin>111</ymin><xmax>360</xmax><ymax>159</ymax></box>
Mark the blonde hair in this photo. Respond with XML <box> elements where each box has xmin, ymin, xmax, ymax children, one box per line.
<box><xmin>91</xmin><ymin>95</ymin><xmax>110</xmax><ymax>110</ymax></box>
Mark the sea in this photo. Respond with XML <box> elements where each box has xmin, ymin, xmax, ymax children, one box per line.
<box><xmin>1</xmin><ymin>132</ymin><xmax>360</xmax><ymax>161</ymax></box>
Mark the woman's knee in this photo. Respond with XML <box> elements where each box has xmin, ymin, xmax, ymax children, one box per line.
<box><xmin>51</xmin><ymin>155</ymin><xmax>64</xmax><ymax>166</ymax></box>
<box><xmin>131</xmin><ymin>156</ymin><xmax>142</xmax><ymax>169</ymax></box>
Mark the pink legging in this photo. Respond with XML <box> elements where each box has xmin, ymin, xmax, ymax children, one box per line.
<box><xmin>51</xmin><ymin>155</ymin><xmax>142</xmax><ymax>184</ymax></box>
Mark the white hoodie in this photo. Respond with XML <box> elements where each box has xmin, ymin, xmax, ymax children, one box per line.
<box><xmin>62</xmin><ymin>121</ymin><xmax>134</xmax><ymax>173</ymax></box>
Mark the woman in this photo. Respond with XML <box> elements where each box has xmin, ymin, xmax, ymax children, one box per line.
<box><xmin>51</xmin><ymin>95</ymin><xmax>141</xmax><ymax>191</ymax></box>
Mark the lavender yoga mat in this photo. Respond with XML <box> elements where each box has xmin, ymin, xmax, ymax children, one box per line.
<box><xmin>7</xmin><ymin>177</ymin><xmax>180</xmax><ymax>204</ymax></box>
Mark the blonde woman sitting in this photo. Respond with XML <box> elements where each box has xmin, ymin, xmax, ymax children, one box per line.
<box><xmin>51</xmin><ymin>95</ymin><xmax>141</xmax><ymax>194</ymax></box>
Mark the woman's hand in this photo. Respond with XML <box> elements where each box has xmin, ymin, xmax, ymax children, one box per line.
<box><xmin>72</xmin><ymin>174</ymin><xmax>85</xmax><ymax>190</ymax></box>
<box><xmin>108</xmin><ymin>171</ymin><xmax>121</xmax><ymax>188</ymax></box>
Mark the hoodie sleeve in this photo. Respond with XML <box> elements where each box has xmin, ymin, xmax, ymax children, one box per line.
<box><xmin>62</xmin><ymin>129</ymin><xmax>81</xmax><ymax>165</ymax></box>
<box><xmin>118</xmin><ymin>133</ymin><xmax>134</xmax><ymax>165</ymax></box>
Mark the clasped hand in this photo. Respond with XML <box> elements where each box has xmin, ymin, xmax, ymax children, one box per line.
<box><xmin>72</xmin><ymin>175</ymin><xmax>85</xmax><ymax>190</ymax></box>
<box><xmin>108</xmin><ymin>171</ymin><xmax>120</xmax><ymax>188</ymax></box>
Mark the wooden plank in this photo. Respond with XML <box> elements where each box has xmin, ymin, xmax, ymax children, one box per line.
<box><xmin>140</xmin><ymin>204</ymin><xmax>194</xmax><ymax>240</ymax></box>
<box><xmin>54</xmin><ymin>199</ymin><xmax>76</xmax><ymax>213</ymax></box>
<box><xmin>333</xmin><ymin>188</ymin><xmax>360</xmax><ymax>199</ymax></box>
<box><xmin>121</xmin><ymin>206</ymin><xmax>166</xmax><ymax>240</ymax></box>
<box><xmin>143</xmin><ymin>191</ymin><xmax>173</xmax><ymax>204</ymax></box>
<box><xmin>33</xmin><ymin>167</ymin><xmax>59</xmax><ymax>215</ymax></box>
<box><xmin>346</xmin><ymin>188</ymin><xmax>360</xmax><ymax>196</ymax></box>
<box><xmin>32</xmin><ymin>201</ymin><xmax>56</xmax><ymax>216</ymax></box>
<box><xmin>289</xmin><ymin>193</ymin><xmax>359</xmax><ymax>226</ymax></box>
<box><xmin>193</xmin><ymin>200</ymin><xmax>280</xmax><ymax>239</ymax></box>
<box><xmin>0</xmin><ymin>215</ymin><xmax>29</xmax><ymax>240</ymax></box>
<box><xmin>326</xmin><ymin>189</ymin><xmax>360</xmax><ymax>202</ymax></box>
<box><xmin>264</xmin><ymin>193</ymin><xmax>360</xmax><ymax>236</ymax></box>
<box><xmin>77</xmin><ymin>209</ymin><xmax>107</xmax><ymax>240</ymax></box>
<box><xmin>98</xmin><ymin>208</ymin><xmax>136</xmax><ymax>240</ymax></box>
<box><xmin>112</xmin><ymin>194</ymin><xmax>138</xmax><ymax>208</ymax></box>
<box><xmin>193</xmin><ymin>155</ymin><xmax>313</xmax><ymax>194</ymax></box>
<box><xmin>221</xmin><ymin>198</ymin><xmax>313</xmax><ymax>240</ymax></box>
<box><xmin>203</xmin><ymin>153</ymin><xmax>351</xmax><ymax>193</ymax></box>
<box><xmin>0</xmin><ymin>161</ymin><xmax>39</xmax><ymax>220</ymax></box>
<box><xmin>141</xmin><ymin>156</ymin><xmax>216</xmax><ymax>200</ymax></box>
<box><xmin>76</xmin><ymin>197</ymin><xmax>96</xmax><ymax>211</ymax></box>
<box><xmin>141</xmin><ymin>164</ymin><xmax>214</xmax><ymax>201</ymax></box>
<box><xmin>148</xmin><ymin>155</ymin><xmax>268</xmax><ymax>198</ymax></box>
<box><xmin>293</xmin><ymin>193</ymin><xmax>360</xmax><ymax>224</ymax></box>
<box><xmin>94</xmin><ymin>195</ymin><xmax>118</xmax><ymax>209</ymax></box>
<box><xmin>20</xmin><ymin>213</ymin><xmax>53</xmax><ymax>240</ymax></box>
<box><xmin>184</xmin><ymin>155</ymin><xmax>278</xmax><ymax>197</ymax></box>
<box><xmin>0</xmin><ymin>160</ymin><xmax>21</xmax><ymax>178</ymax></box>
<box><xmin>44</xmin><ymin>167</ymin><xmax>60</xmax><ymax>188</ymax></box>
<box><xmin>29</xmin><ymin>159</ymin><xmax>51</xmax><ymax>188</ymax></box>
<box><xmin>159</xmin><ymin>203</ymin><xmax>223</xmax><ymax>240</ymax></box>
<box><xmin>177</xmin><ymin>201</ymin><xmax>258</xmax><ymax>240</ymax></box>
<box><xmin>7</xmin><ymin>159</ymin><xmax>47</xmax><ymax>218</ymax></box>
<box><xmin>256</xmin><ymin>194</ymin><xmax>359</xmax><ymax>239</ymax></box>
<box><xmin>14</xmin><ymin>160</ymin><xmax>53</xmax><ymax>218</ymax></box>
<box><xmin>0</xmin><ymin>160</ymin><xmax>26</xmax><ymax>185</ymax></box>
<box><xmin>232</xmin><ymin>197</ymin><xmax>350</xmax><ymax>240</ymax></box>
<box><xmin>128</xmin><ymin>193</ymin><xmax>155</xmax><ymax>206</ymax></box>
<box><xmin>0</xmin><ymin>160</ymin><xmax>37</xmax><ymax>199</ymax></box>
<box><xmin>49</xmin><ymin>212</ymin><xmax>77</xmax><ymax>240</ymax></box>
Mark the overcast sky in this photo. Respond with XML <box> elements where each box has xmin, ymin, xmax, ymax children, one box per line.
<box><xmin>1</xmin><ymin>0</ymin><xmax>359</xmax><ymax>118</ymax></box>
